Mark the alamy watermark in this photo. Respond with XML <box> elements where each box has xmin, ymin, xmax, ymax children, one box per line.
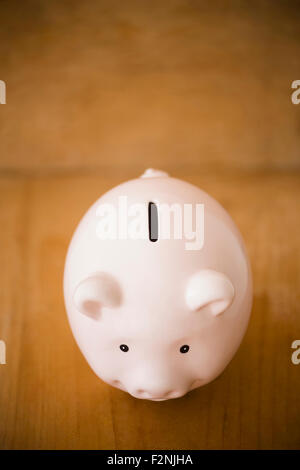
<box><xmin>291</xmin><ymin>340</ymin><xmax>300</xmax><ymax>365</ymax></box>
<box><xmin>0</xmin><ymin>80</ymin><xmax>6</xmax><ymax>104</ymax></box>
<box><xmin>291</xmin><ymin>80</ymin><xmax>300</xmax><ymax>105</ymax></box>
<box><xmin>0</xmin><ymin>340</ymin><xmax>6</xmax><ymax>365</ymax></box>
<box><xmin>95</xmin><ymin>197</ymin><xmax>204</xmax><ymax>251</ymax></box>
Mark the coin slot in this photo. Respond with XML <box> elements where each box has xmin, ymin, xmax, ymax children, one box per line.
<box><xmin>148</xmin><ymin>202</ymin><xmax>158</xmax><ymax>242</ymax></box>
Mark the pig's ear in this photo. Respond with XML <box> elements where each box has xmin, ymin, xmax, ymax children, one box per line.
<box><xmin>185</xmin><ymin>269</ymin><xmax>234</xmax><ymax>316</ymax></box>
<box><xmin>73</xmin><ymin>273</ymin><xmax>122</xmax><ymax>320</ymax></box>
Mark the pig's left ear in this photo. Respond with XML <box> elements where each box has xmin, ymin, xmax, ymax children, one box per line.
<box><xmin>73</xmin><ymin>273</ymin><xmax>122</xmax><ymax>320</ymax></box>
<box><xmin>185</xmin><ymin>269</ymin><xmax>235</xmax><ymax>316</ymax></box>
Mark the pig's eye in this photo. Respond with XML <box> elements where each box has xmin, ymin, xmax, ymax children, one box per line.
<box><xmin>180</xmin><ymin>345</ymin><xmax>190</xmax><ymax>354</ymax></box>
<box><xmin>120</xmin><ymin>344</ymin><xmax>129</xmax><ymax>352</ymax></box>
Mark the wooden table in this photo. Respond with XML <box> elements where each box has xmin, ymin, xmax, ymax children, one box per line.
<box><xmin>1</xmin><ymin>0</ymin><xmax>300</xmax><ymax>450</ymax></box>
<box><xmin>0</xmin><ymin>170</ymin><xmax>299</xmax><ymax>449</ymax></box>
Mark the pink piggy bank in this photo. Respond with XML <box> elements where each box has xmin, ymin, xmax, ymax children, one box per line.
<box><xmin>64</xmin><ymin>169</ymin><xmax>252</xmax><ymax>401</ymax></box>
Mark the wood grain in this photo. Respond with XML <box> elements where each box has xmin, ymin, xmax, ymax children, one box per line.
<box><xmin>0</xmin><ymin>0</ymin><xmax>300</xmax><ymax>450</ymax></box>
<box><xmin>0</xmin><ymin>171</ymin><xmax>299</xmax><ymax>449</ymax></box>
<box><xmin>0</xmin><ymin>0</ymin><xmax>300</xmax><ymax>175</ymax></box>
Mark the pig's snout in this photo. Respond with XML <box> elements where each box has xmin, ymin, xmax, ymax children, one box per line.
<box><xmin>127</xmin><ymin>365</ymin><xmax>186</xmax><ymax>401</ymax></box>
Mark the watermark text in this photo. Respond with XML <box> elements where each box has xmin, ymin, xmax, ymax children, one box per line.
<box><xmin>0</xmin><ymin>340</ymin><xmax>6</xmax><ymax>364</ymax></box>
<box><xmin>0</xmin><ymin>80</ymin><xmax>6</xmax><ymax>104</ymax></box>
<box><xmin>291</xmin><ymin>80</ymin><xmax>300</xmax><ymax>104</ymax></box>
<box><xmin>291</xmin><ymin>340</ymin><xmax>300</xmax><ymax>365</ymax></box>
<box><xmin>96</xmin><ymin>197</ymin><xmax>204</xmax><ymax>251</ymax></box>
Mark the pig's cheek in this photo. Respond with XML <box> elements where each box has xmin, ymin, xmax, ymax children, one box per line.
<box><xmin>76</xmin><ymin>327</ymin><xmax>125</xmax><ymax>386</ymax></box>
<box><xmin>188</xmin><ymin>337</ymin><xmax>237</xmax><ymax>388</ymax></box>
<box><xmin>89</xmin><ymin>347</ymin><xmax>126</xmax><ymax>387</ymax></box>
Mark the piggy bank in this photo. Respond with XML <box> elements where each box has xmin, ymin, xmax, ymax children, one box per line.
<box><xmin>64</xmin><ymin>169</ymin><xmax>252</xmax><ymax>401</ymax></box>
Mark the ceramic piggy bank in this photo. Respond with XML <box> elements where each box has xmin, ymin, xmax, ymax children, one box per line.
<box><xmin>64</xmin><ymin>169</ymin><xmax>252</xmax><ymax>401</ymax></box>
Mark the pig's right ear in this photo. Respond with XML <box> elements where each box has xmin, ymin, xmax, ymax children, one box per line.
<box><xmin>73</xmin><ymin>273</ymin><xmax>122</xmax><ymax>320</ymax></box>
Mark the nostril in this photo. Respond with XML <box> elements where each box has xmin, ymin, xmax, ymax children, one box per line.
<box><xmin>191</xmin><ymin>379</ymin><xmax>202</xmax><ymax>389</ymax></box>
<box><xmin>165</xmin><ymin>390</ymin><xmax>177</xmax><ymax>398</ymax></box>
<box><xmin>134</xmin><ymin>389</ymin><xmax>180</xmax><ymax>400</ymax></box>
<box><xmin>148</xmin><ymin>390</ymin><xmax>175</xmax><ymax>399</ymax></box>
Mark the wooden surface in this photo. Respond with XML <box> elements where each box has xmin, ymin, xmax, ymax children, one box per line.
<box><xmin>0</xmin><ymin>0</ymin><xmax>300</xmax><ymax>450</ymax></box>
<box><xmin>0</xmin><ymin>171</ymin><xmax>299</xmax><ymax>449</ymax></box>
<box><xmin>1</xmin><ymin>1</ymin><xmax>300</xmax><ymax>175</ymax></box>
